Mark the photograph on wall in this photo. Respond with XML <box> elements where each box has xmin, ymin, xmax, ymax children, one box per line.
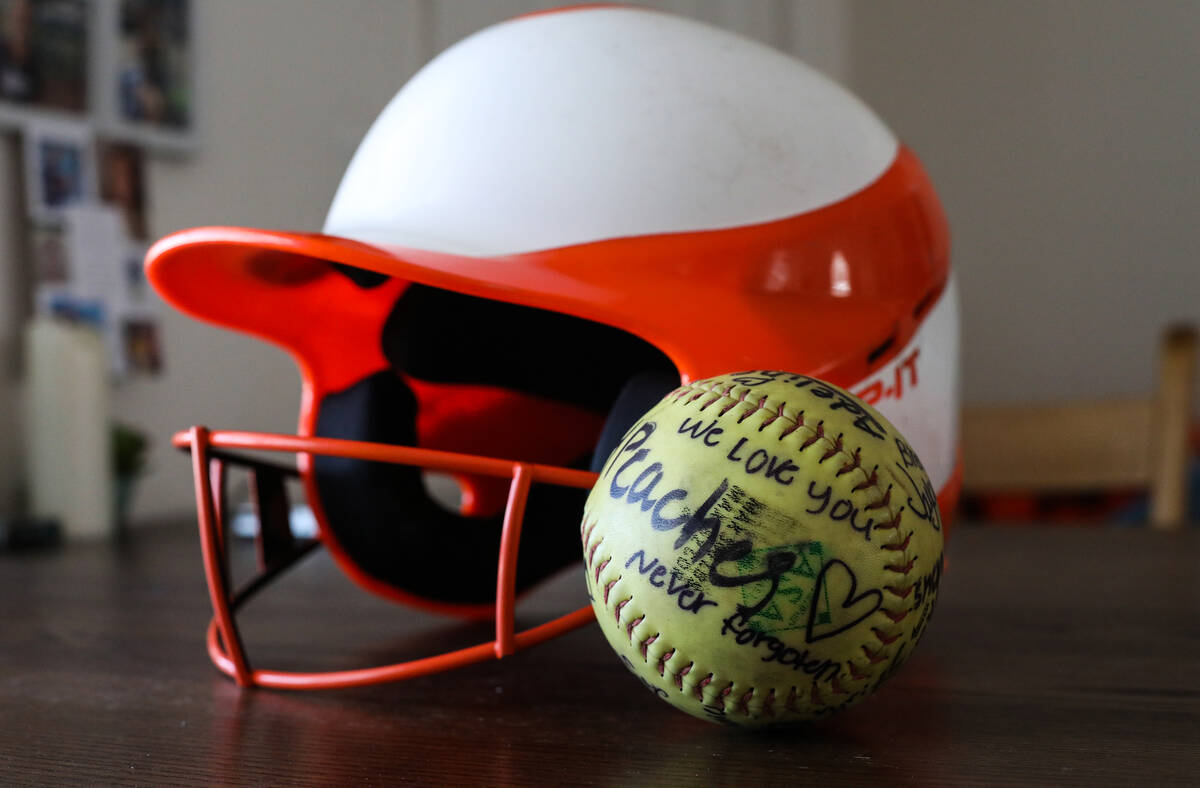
<box><xmin>38</xmin><ymin>289</ymin><xmax>104</xmax><ymax>326</ymax></box>
<box><xmin>116</xmin><ymin>0</ymin><xmax>188</xmax><ymax>130</ymax></box>
<box><xmin>120</xmin><ymin>316</ymin><xmax>161</xmax><ymax>374</ymax></box>
<box><xmin>32</xmin><ymin>204</ymin><xmax>118</xmax><ymax>330</ymax></box>
<box><xmin>98</xmin><ymin>139</ymin><xmax>146</xmax><ymax>238</ymax></box>
<box><xmin>0</xmin><ymin>0</ymin><xmax>88</xmax><ymax>112</ymax></box>
<box><xmin>28</xmin><ymin>222</ymin><xmax>68</xmax><ymax>283</ymax></box>
<box><xmin>34</xmin><ymin>204</ymin><xmax>162</xmax><ymax>378</ymax></box>
<box><xmin>121</xmin><ymin>242</ymin><xmax>148</xmax><ymax>302</ymax></box>
<box><xmin>62</xmin><ymin>203</ymin><xmax>123</xmax><ymax>299</ymax></box>
<box><xmin>22</xmin><ymin>118</ymin><xmax>94</xmax><ymax>221</ymax></box>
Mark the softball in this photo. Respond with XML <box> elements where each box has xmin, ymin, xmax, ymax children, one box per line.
<box><xmin>580</xmin><ymin>370</ymin><xmax>944</xmax><ymax>726</ymax></box>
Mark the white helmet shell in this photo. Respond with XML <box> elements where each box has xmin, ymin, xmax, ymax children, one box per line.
<box><xmin>324</xmin><ymin>6</ymin><xmax>898</xmax><ymax>256</ymax></box>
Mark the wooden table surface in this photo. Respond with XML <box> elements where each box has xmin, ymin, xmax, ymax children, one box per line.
<box><xmin>2</xmin><ymin>523</ymin><xmax>1197</xmax><ymax>786</ymax></box>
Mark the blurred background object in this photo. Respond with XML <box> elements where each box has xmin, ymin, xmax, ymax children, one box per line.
<box><xmin>0</xmin><ymin>0</ymin><xmax>1195</xmax><ymax>535</ymax></box>
<box><xmin>961</xmin><ymin>323</ymin><xmax>1198</xmax><ymax>529</ymax></box>
<box><xmin>23</xmin><ymin>315</ymin><xmax>110</xmax><ymax>539</ymax></box>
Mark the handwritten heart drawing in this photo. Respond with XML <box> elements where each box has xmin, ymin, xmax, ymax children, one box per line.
<box><xmin>805</xmin><ymin>559</ymin><xmax>883</xmax><ymax>643</ymax></box>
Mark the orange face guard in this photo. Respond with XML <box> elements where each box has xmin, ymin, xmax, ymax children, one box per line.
<box><xmin>180</xmin><ymin>427</ymin><xmax>599</xmax><ymax>689</ymax></box>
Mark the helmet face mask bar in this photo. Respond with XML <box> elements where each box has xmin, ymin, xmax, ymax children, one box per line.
<box><xmin>181</xmin><ymin>427</ymin><xmax>599</xmax><ymax>689</ymax></box>
<box><xmin>151</xmin><ymin>6</ymin><xmax>961</xmax><ymax>689</ymax></box>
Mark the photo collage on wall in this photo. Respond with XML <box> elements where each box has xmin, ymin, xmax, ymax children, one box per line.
<box><xmin>0</xmin><ymin>0</ymin><xmax>88</xmax><ymax>112</ymax></box>
<box><xmin>2</xmin><ymin>0</ymin><xmax>193</xmax><ymax>380</ymax></box>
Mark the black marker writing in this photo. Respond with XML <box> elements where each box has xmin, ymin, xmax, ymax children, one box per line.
<box><xmin>805</xmin><ymin>559</ymin><xmax>883</xmax><ymax>644</ymax></box>
<box><xmin>605</xmin><ymin>421</ymin><xmax>800</xmax><ymax>619</ymax></box>
<box><xmin>893</xmin><ymin>437</ymin><xmax>941</xmax><ymax>531</ymax></box>
<box><xmin>805</xmin><ymin>480</ymin><xmax>876</xmax><ymax>541</ymax></box>
<box><xmin>625</xmin><ymin>550</ymin><xmax>718</xmax><ymax>614</ymax></box>
<box><xmin>678</xmin><ymin>417</ymin><xmax>724</xmax><ymax>447</ymax></box>
<box><xmin>720</xmin><ymin>613</ymin><xmax>842</xmax><ymax>681</ymax></box>
<box><xmin>724</xmin><ymin>437</ymin><xmax>799</xmax><ymax>486</ymax></box>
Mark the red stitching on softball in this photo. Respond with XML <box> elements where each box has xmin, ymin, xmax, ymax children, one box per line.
<box><xmin>736</xmin><ymin>395</ymin><xmax>768</xmax><ymax>424</ymax></box>
<box><xmin>881</xmin><ymin>532</ymin><xmax>912</xmax><ymax>552</ymax></box>
<box><xmin>593</xmin><ymin>556</ymin><xmax>610</xmax><ymax>584</ymax></box>
<box><xmin>862</xmin><ymin>645</ymin><xmax>887</xmax><ymax>664</ymax></box>
<box><xmin>778</xmin><ymin>409</ymin><xmax>803</xmax><ymax>439</ymax></box>
<box><xmin>882</xmin><ymin>607</ymin><xmax>910</xmax><ymax>623</ymax></box>
<box><xmin>853</xmin><ymin>468</ymin><xmax>879</xmax><ymax>492</ymax></box>
<box><xmin>613</xmin><ymin>597</ymin><xmax>630</xmax><ymax>623</ymax></box>
<box><xmin>694</xmin><ymin>674</ymin><xmax>713</xmax><ymax>702</ymax></box>
<box><xmin>757</xmin><ymin>403</ymin><xmax>781</xmax><ymax>431</ymax></box>
<box><xmin>872</xmin><ymin>627</ymin><xmax>901</xmax><ymax>645</ymax></box>
<box><xmin>657</xmin><ymin>649</ymin><xmax>675</xmax><ymax>677</ymax></box>
<box><xmin>640</xmin><ymin>633</ymin><xmax>658</xmax><ymax>661</ymax></box>
<box><xmin>885</xmin><ymin>558</ymin><xmax>917</xmax><ymax>574</ymax></box>
<box><xmin>626</xmin><ymin>614</ymin><xmax>645</xmax><ymax>643</ymax></box>
<box><xmin>836</xmin><ymin>448</ymin><xmax>862</xmax><ymax>476</ymax></box>
<box><xmin>602</xmin><ymin>578</ymin><xmax>618</xmax><ymax>604</ymax></box>
<box><xmin>874</xmin><ymin>508</ymin><xmax>904</xmax><ymax>531</ymax></box>
<box><xmin>737</xmin><ymin>688</ymin><xmax>754</xmax><ymax>715</ymax></box>
<box><xmin>676</xmin><ymin>381</ymin><xmax>825</xmax><ymax>448</ymax></box>
<box><xmin>675</xmin><ymin>662</ymin><xmax>692</xmax><ymax>690</ymax></box>
<box><xmin>799</xmin><ymin>422</ymin><xmax>825</xmax><ymax>451</ymax></box>
<box><xmin>885</xmin><ymin>584</ymin><xmax>914</xmax><ymax>600</ymax></box>
<box><xmin>865</xmin><ymin>485</ymin><xmax>892</xmax><ymax>511</ymax></box>
<box><xmin>819</xmin><ymin>433</ymin><xmax>844</xmax><ymax>463</ymax></box>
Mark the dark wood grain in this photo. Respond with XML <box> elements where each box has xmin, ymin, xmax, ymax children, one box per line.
<box><xmin>1</xmin><ymin>524</ymin><xmax>1197</xmax><ymax>786</ymax></box>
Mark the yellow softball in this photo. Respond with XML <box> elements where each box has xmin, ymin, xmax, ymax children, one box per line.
<box><xmin>580</xmin><ymin>370</ymin><xmax>944</xmax><ymax>726</ymax></box>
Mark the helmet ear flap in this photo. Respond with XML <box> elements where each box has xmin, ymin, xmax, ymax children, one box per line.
<box><xmin>590</xmin><ymin>369</ymin><xmax>682</xmax><ymax>474</ymax></box>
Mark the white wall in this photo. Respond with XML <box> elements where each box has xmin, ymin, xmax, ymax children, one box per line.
<box><xmin>848</xmin><ymin>0</ymin><xmax>1200</xmax><ymax>406</ymax></box>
